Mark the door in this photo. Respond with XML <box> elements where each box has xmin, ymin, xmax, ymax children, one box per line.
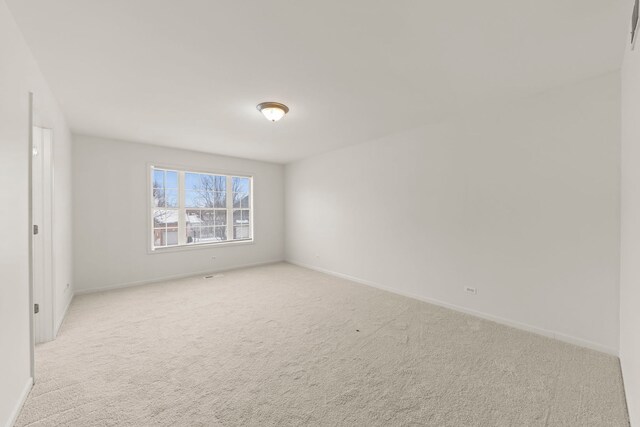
<box><xmin>32</xmin><ymin>126</ymin><xmax>54</xmax><ymax>344</ymax></box>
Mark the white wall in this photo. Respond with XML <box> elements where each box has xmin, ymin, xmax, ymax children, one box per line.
<box><xmin>0</xmin><ymin>1</ymin><xmax>73</xmax><ymax>426</ymax></box>
<box><xmin>286</xmin><ymin>72</ymin><xmax>621</xmax><ymax>354</ymax></box>
<box><xmin>72</xmin><ymin>135</ymin><xmax>284</xmax><ymax>292</ymax></box>
<box><xmin>620</xmin><ymin>29</ymin><xmax>640</xmax><ymax>426</ymax></box>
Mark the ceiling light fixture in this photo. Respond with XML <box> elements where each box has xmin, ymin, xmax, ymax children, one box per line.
<box><xmin>256</xmin><ymin>102</ymin><xmax>289</xmax><ymax>122</ymax></box>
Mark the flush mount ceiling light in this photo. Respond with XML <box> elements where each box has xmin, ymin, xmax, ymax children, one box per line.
<box><xmin>256</xmin><ymin>102</ymin><xmax>289</xmax><ymax>122</ymax></box>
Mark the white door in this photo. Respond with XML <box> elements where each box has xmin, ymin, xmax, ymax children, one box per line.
<box><xmin>32</xmin><ymin>126</ymin><xmax>54</xmax><ymax>344</ymax></box>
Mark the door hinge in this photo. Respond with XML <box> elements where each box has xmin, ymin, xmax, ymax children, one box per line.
<box><xmin>33</xmin><ymin>224</ymin><xmax>39</xmax><ymax>235</ymax></box>
<box><xmin>34</xmin><ymin>303</ymin><xmax>39</xmax><ymax>314</ymax></box>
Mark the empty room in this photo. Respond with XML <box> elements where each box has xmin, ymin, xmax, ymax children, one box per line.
<box><xmin>1</xmin><ymin>0</ymin><xmax>639</xmax><ymax>426</ymax></box>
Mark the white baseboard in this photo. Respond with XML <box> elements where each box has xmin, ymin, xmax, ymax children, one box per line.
<box><xmin>4</xmin><ymin>377</ymin><xmax>32</xmax><ymax>427</ymax></box>
<box><xmin>286</xmin><ymin>259</ymin><xmax>618</xmax><ymax>356</ymax></box>
<box><xmin>54</xmin><ymin>292</ymin><xmax>74</xmax><ymax>337</ymax></box>
<box><xmin>75</xmin><ymin>259</ymin><xmax>284</xmax><ymax>295</ymax></box>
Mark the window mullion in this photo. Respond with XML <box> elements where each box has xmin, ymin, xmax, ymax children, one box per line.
<box><xmin>150</xmin><ymin>168</ymin><xmax>155</xmax><ymax>250</ymax></box>
<box><xmin>249</xmin><ymin>178</ymin><xmax>253</xmax><ymax>240</ymax></box>
<box><xmin>226</xmin><ymin>175</ymin><xmax>233</xmax><ymax>241</ymax></box>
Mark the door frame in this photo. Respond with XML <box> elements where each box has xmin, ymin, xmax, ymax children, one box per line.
<box><xmin>32</xmin><ymin>125</ymin><xmax>55</xmax><ymax>344</ymax></box>
<box><xmin>28</xmin><ymin>92</ymin><xmax>34</xmax><ymax>381</ymax></box>
<box><xmin>28</xmin><ymin>93</ymin><xmax>57</xmax><ymax>381</ymax></box>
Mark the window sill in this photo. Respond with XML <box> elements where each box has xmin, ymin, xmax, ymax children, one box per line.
<box><xmin>148</xmin><ymin>239</ymin><xmax>255</xmax><ymax>254</ymax></box>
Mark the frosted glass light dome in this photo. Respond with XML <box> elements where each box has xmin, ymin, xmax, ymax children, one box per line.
<box><xmin>256</xmin><ymin>102</ymin><xmax>289</xmax><ymax>122</ymax></box>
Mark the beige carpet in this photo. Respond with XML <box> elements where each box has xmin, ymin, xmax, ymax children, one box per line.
<box><xmin>17</xmin><ymin>263</ymin><xmax>628</xmax><ymax>426</ymax></box>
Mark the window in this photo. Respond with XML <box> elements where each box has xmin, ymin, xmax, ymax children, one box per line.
<box><xmin>151</xmin><ymin>167</ymin><xmax>252</xmax><ymax>250</ymax></box>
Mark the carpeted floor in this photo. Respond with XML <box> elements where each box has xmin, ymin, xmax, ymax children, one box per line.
<box><xmin>17</xmin><ymin>262</ymin><xmax>629</xmax><ymax>426</ymax></box>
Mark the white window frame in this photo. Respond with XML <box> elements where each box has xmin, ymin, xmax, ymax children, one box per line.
<box><xmin>148</xmin><ymin>164</ymin><xmax>254</xmax><ymax>253</ymax></box>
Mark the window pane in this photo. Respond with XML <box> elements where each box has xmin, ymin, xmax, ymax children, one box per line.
<box><xmin>214</xmin><ymin>192</ymin><xmax>226</xmax><ymax>208</ymax></box>
<box><xmin>215</xmin><ymin>210</ymin><xmax>226</xmax><ymax>226</ymax></box>
<box><xmin>233</xmin><ymin>193</ymin><xmax>249</xmax><ymax>208</ymax></box>
<box><xmin>185</xmin><ymin>190</ymin><xmax>197</xmax><ymax>208</ymax></box>
<box><xmin>165</xmin><ymin>189</ymin><xmax>178</xmax><ymax>208</ymax></box>
<box><xmin>234</xmin><ymin>226</ymin><xmax>250</xmax><ymax>240</ymax></box>
<box><xmin>154</xmin><ymin>228</ymin><xmax>166</xmax><ymax>247</ymax></box>
<box><xmin>153</xmin><ymin>170</ymin><xmax>164</xmax><ymax>188</ymax></box>
<box><xmin>186</xmin><ymin>209</ymin><xmax>201</xmax><ymax>224</ymax></box>
<box><xmin>154</xmin><ymin>209</ymin><xmax>178</xmax><ymax>228</ymax></box>
<box><xmin>200</xmin><ymin>175</ymin><xmax>216</xmax><ymax>191</ymax></box>
<box><xmin>166</xmin><ymin>228</ymin><xmax>179</xmax><ymax>245</ymax></box>
<box><xmin>153</xmin><ymin>188</ymin><xmax>165</xmax><ymax>208</ymax></box>
<box><xmin>165</xmin><ymin>171</ymin><xmax>178</xmax><ymax>189</ymax></box>
<box><xmin>200</xmin><ymin>226</ymin><xmax>216</xmax><ymax>242</ymax></box>
<box><xmin>232</xmin><ymin>177</ymin><xmax>250</xmax><ymax>193</ymax></box>
<box><xmin>187</xmin><ymin>226</ymin><xmax>200</xmax><ymax>243</ymax></box>
<box><xmin>215</xmin><ymin>226</ymin><xmax>227</xmax><ymax>241</ymax></box>
<box><xmin>233</xmin><ymin>209</ymin><xmax>250</xmax><ymax>225</ymax></box>
<box><xmin>201</xmin><ymin>211</ymin><xmax>215</xmax><ymax>227</ymax></box>
<box><xmin>185</xmin><ymin>173</ymin><xmax>202</xmax><ymax>191</ymax></box>
<box><xmin>153</xmin><ymin>209</ymin><xmax>167</xmax><ymax>227</ymax></box>
<box><xmin>186</xmin><ymin>190</ymin><xmax>217</xmax><ymax>208</ymax></box>
<box><xmin>186</xmin><ymin>173</ymin><xmax>223</xmax><ymax>193</ymax></box>
<box><xmin>214</xmin><ymin>175</ymin><xmax>226</xmax><ymax>191</ymax></box>
<box><xmin>202</xmin><ymin>192</ymin><xmax>216</xmax><ymax>208</ymax></box>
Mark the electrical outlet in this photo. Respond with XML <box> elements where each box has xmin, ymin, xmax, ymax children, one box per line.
<box><xmin>464</xmin><ymin>286</ymin><xmax>477</xmax><ymax>295</ymax></box>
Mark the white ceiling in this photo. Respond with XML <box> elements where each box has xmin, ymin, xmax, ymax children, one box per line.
<box><xmin>7</xmin><ymin>0</ymin><xmax>629</xmax><ymax>163</ymax></box>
